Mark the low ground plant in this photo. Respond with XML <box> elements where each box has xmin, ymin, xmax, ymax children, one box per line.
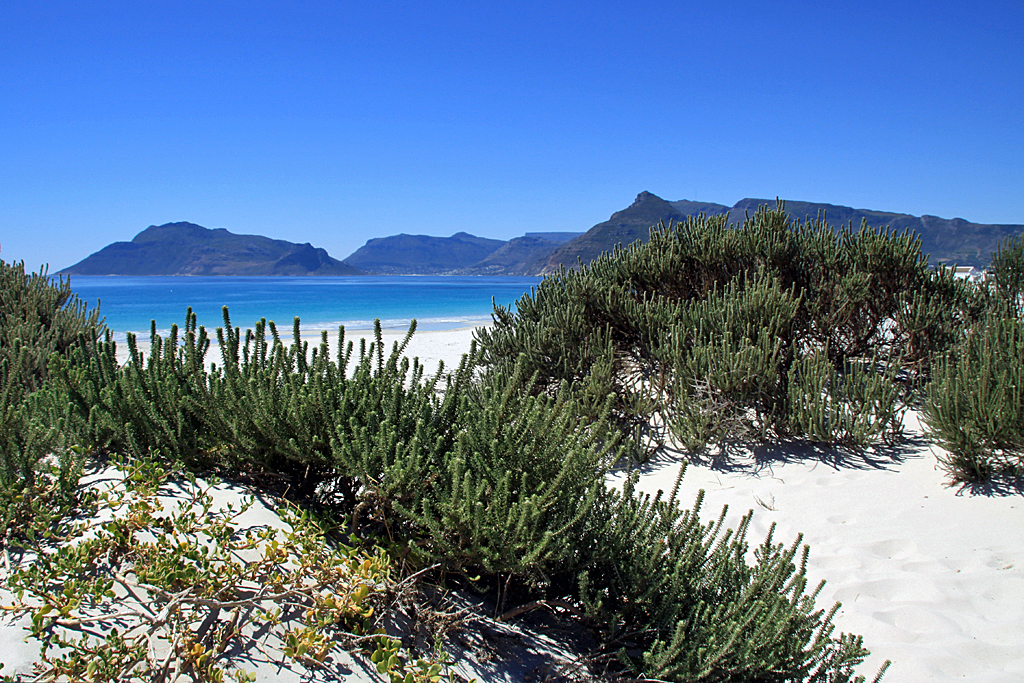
<box><xmin>1</xmin><ymin>458</ymin><xmax>455</xmax><ymax>682</ymax></box>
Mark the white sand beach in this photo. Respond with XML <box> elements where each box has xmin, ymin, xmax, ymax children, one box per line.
<box><xmin>8</xmin><ymin>327</ymin><xmax>1023</xmax><ymax>682</ymax></box>
<box><xmin>112</xmin><ymin>326</ymin><xmax>481</xmax><ymax>377</ymax></box>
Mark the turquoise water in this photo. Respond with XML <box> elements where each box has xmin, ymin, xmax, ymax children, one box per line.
<box><xmin>66</xmin><ymin>276</ymin><xmax>542</xmax><ymax>342</ymax></box>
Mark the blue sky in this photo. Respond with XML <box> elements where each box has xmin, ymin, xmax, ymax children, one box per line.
<box><xmin>2</xmin><ymin>1</ymin><xmax>1022</xmax><ymax>271</ymax></box>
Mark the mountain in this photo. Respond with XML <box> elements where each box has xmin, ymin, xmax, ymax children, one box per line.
<box><xmin>540</xmin><ymin>193</ymin><xmax>1023</xmax><ymax>273</ymax></box>
<box><xmin>726</xmin><ymin>199</ymin><xmax>1022</xmax><ymax>267</ymax></box>
<box><xmin>538</xmin><ymin>192</ymin><xmax>729</xmax><ymax>273</ymax></box>
<box><xmin>341</xmin><ymin>232</ymin><xmax>507</xmax><ymax>275</ymax></box>
<box><xmin>61</xmin><ymin>198</ymin><xmax>1022</xmax><ymax>278</ymax></box>
<box><xmin>450</xmin><ymin>232</ymin><xmax>584</xmax><ymax>275</ymax></box>
<box><xmin>668</xmin><ymin>200</ymin><xmax>734</xmax><ymax>216</ymax></box>
<box><xmin>450</xmin><ymin>236</ymin><xmax>559</xmax><ymax>276</ymax></box>
<box><xmin>61</xmin><ymin>222</ymin><xmax>364</xmax><ymax>276</ymax></box>
<box><xmin>522</xmin><ymin>232</ymin><xmax>583</xmax><ymax>244</ymax></box>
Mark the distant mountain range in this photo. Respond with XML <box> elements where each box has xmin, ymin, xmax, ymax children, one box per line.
<box><xmin>62</xmin><ymin>195</ymin><xmax>1023</xmax><ymax>277</ymax></box>
<box><xmin>340</xmin><ymin>231</ymin><xmax>582</xmax><ymax>276</ymax></box>
<box><xmin>727</xmin><ymin>198</ymin><xmax>1020</xmax><ymax>270</ymax></box>
<box><xmin>452</xmin><ymin>233</ymin><xmax>580</xmax><ymax>276</ymax></box>
<box><xmin>61</xmin><ymin>223</ymin><xmax>364</xmax><ymax>276</ymax></box>
<box><xmin>536</xmin><ymin>194</ymin><xmax>731</xmax><ymax>274</ymax></box>
<box><xmin>342</xmin><ymin>192</ymin><xmax>1022</xmax><ymax>274</ymax></box>
<box><xmin>536</xmin><ymin>192</ymin><xmax>1024</xmax><ymax>273</ymax></box>
<box><xmin>340</xmin><ymin>232</ymin><xmax>508</xmax><ymax>275</ymax></box>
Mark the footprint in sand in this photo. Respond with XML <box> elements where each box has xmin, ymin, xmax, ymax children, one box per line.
<box><xmin>835</xmin><ymin>577</ymin><xmax>944</xmax><ymax>603</ymax></box>
<box><xmin>979</xmin><ymin>575</ymin><xmax>1024</xmax><ymax>603</ymax></box>
<box><xmin>870</xmin><ymin>538</ymin><xmax>917</xmax><ymax>559</ymax></box>
<box><xmin>984</xmin><ymin>552</ymin><xmax>1016</xmax><ymax>571</ymax></box>
<box><xmin>815</xmin><ymin>554</ymin><xmax>862</xmax><ymax>571</ymax></box>
<box><xmin>871</xmin><ymin>606</ymin><xmax>964</xmax><ymax>636</ymax></box>
<box><xmin>900</xmin><ymin>559</ymin><xmax>949</xmax><ymax>574</ymax></box>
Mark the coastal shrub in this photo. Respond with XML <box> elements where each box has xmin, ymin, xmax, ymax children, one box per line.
<box><xmin>57</xmin><ymin>309</ymin><xmax>621</xmax><ymax>581</ymax></box>
<box><xmin>209</xmin><ymin>313</ymin><xmax>625</xmax><ymax>580</ymax></box>
<box><xmin>657</xmin><ymin>274</ymin><xmax>798</xmax><ymax>447</ymax></box>
<box><xmin>374</xmin><ymin>361</ymin><xmax>622</xmax><ymax>580</ymax></box>
<box><xmin>563</xmin><ymin>472</ymin><xmax>887</xmax><ymax>682</ymax></box>
<box><xmin>989</xmin><ymin>233</ymin><xmax>1024</xmax><ymax>318</ymax></box>
<box><xmin>91</xmin><ymin>313</ymin><xmax>225</xmax><ymax>465</ymax></box>
<box><xmin>920</xmin><ymin>236</ymin><xmax>1024</xmax><ymax>483</ymax></box>
<box><xmin>206</xmin><ymin>311</ymin><xmax>403</xmax><ymax>497</ymax></box>
<box><xmin>922</xmin><ymin>315</ymin><xmax>1024</xmax><ymax>482</ymax></box>
<box><xmin>0</xmin><ymin>260</ymin><xmax>104</xmax><ymax>549</ymax></box>
<box><xmin>55</xmin><ymin>309</ymin><xmax>430</xmax><ymax>488</ymax></box>
<box><xmin>786</xmin><ymin>352</ymin><xmax>904</xmax><ymax>447</ymax></box>
<box><xmin>0</xmin><ymin>261</ymin><xmax>104</xmax><ymax>393</ymax></box>
<box><xmin>894</xmin><ymin>265</ymin><xmax>979</xmax><ymax>376</ymax></box>
<box><xmin>56</xmin><ymin>308</ymin><xmax>437</xmax><ymax>487</ymax></box>
<box><xmin>201</xmin><ymin>312</ymin><xmax>444</xmax><ymax>496</ymax></box>
<box><xmin>261</xmin><ymin>318</ymin><xmax>885</xmax><ymax>679</ymax></box>
<box><xmin>476</xmin><ymin>204</ymin><xmax>950</xmax><ymax>455</ymax></box>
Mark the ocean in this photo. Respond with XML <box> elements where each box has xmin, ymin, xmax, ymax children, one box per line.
<box><xmin>64</xmin><ymin>276</ymin><xmax>543</xmax><ymax>343</ymax></box>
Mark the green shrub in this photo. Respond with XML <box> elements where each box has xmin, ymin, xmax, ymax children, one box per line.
<box><xmin>57</xmin><ymin>309</ymin><xmax>621</xmax><ymax>582</ymax></box>
<box><xmin>55</xmin><ymin>309</ymin><xmax>429</xmax><ymax>489</ymax></box>
<box><xmin>922</xmin><ymin>315</ymin><xmax>1024</xmax><ymax>482</ymax></box>
<box><xmin>114</xmin><ymin>313</ymin><xmax>223</xmax><ymax>464</ymax></box>
<box><xmin>215</xmin><ymin>313</ymin><xmax>447</xmax><ymax>501</ymax></box>
<box><xmin>212</xmin><ymin>312</ymin><xmax>624</xmax><ymax>580</ymax></box>
<box><xmin>560</xmin><ymin>471</ymin><xmax>887</xmax><ymax>682</ymax></box>
<box><xmin>657</xmin><ymin>274</ymin><xmax>798</xmax><ymax>447</ymax></box>
<box><xmin>476</xmin><ymin>204</ymin><xmax>951</xmax><ymax>455</ymax></box>
<box><xmin>0</xmin><ymin>261</ymin><xmax>104</xmax><ymax>392</ymax></box>
<box><xmin>0</xmin><ymin>261</ymin><xmax>104</xmax><ymax>546</ymax></box>
<box><xmin>894</xmin><ymin>264</ymin><xmax>980</xmax><ymax>376</ymax></box>
<box><xmin>989</xmin><ymin>234</ymin><xmax>1024</xmax><ymax>318</ymax></box>
<box><xmin>919</xmin><ymin>235</ymin><xmax>1024</xmax><ymax>482</ymax></box>
<box><xmin>377</xmin><ymin>361</ymin><xmax>622</xmax><ymax>580</ymax></box>
<box><xmin>786</xmin><ymin>352</ymin><xmax>904</xmax><ymax>447</ymax></box>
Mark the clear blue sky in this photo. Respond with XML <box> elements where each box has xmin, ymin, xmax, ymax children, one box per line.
<box><xmin>2</xmin><ymin>1</ymin><xmax>1022</xmax><ymax>271</ymax></box>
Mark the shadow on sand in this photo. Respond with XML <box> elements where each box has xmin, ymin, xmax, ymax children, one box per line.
<box><xmin>621</xmin><ymin>430</ymin><xmax>932</xmax><ymax>480</ymax></box>
<box><xmin>954</xmin><ymin>474</ymin><xmax>1024</xmax><ymax>497</ymax></box>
